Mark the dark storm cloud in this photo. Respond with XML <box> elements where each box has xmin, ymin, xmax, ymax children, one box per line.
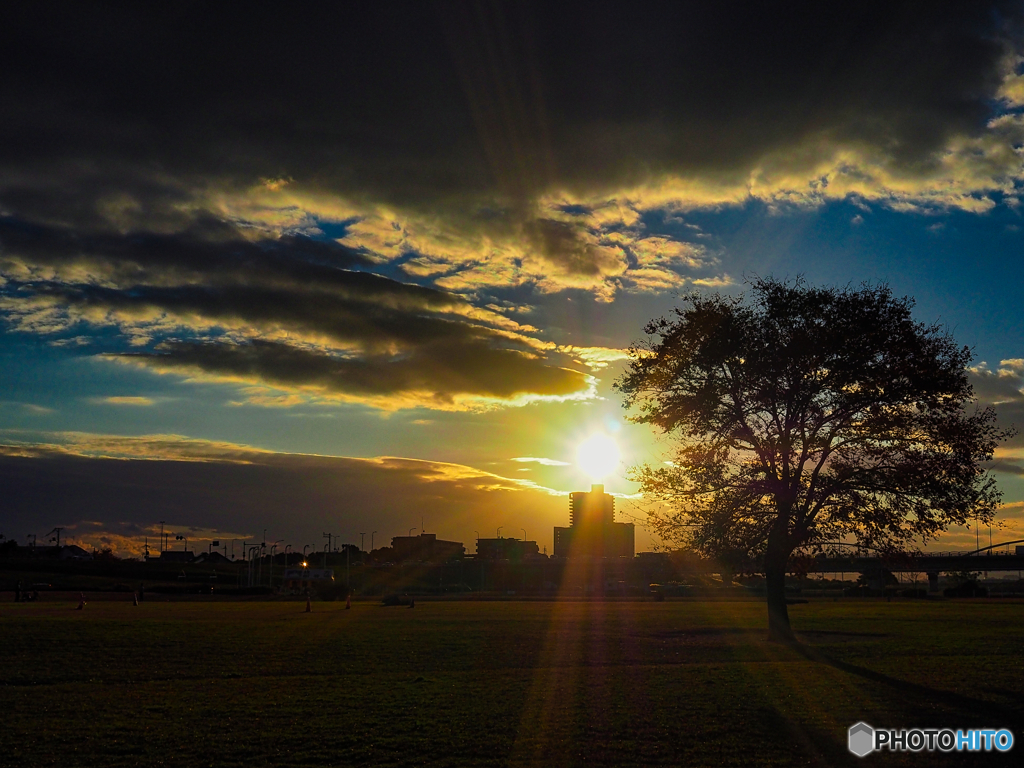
<box><xmin>0</xmin><ymin>217</ymin><xmax>490</xmax><ymax>345</ymax></box>
<box><xmin>0</xmin><ymin>216</ymin><xmax>372</xmax><ymax>287</ymax></box>
<box><xmin>0</xmin><ymin>217</ymin><xmax>588</xmax><ymax>407</ymax></box>
<box><xmin>970</xmin><ymin>362</ymin><xmax>1024</xmax><ymax>448</ymax></box>
<box><xmin>0</xmin><ymin>1</ymin><xmax>1018</xmax><ymax>222</ymax></box>
<box><xmin>524</xmin><ymin>219</ymin><xmax>623</xmax><ymax>278</ymax></box>
<box><xmin>0</xmin><ymin>437</ymin><xmax>566</xmax><ymax>555</ymax></box>
<box><xmin>988</xmin><ymin>458</ymin><xmax>1024</xmax><ymax>476</ymax></box>
<box><xmin>117</xmin><ymin>338</ymin><xmax>588</xmax><ymax>406</ymax></box>
<box><xmin>1</xmin><ymin>2</ymin><xmax>1021</xmax><ymax>404</ymax></box>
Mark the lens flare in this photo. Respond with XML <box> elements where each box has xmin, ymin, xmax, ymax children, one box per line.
<box><xmin>576</xmin><ymin>433</ymin><xmax>621</xmax><ymax>481</ymax></box>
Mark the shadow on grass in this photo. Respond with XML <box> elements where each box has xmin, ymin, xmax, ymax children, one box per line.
<box><xmin>753</xmin><ymin>702</ymin><xmax>857</xmax><ymax>768</ymax></box>
<box><xmin>791</xmin><ymin>640</ymin><xmax>1018</xmax><ymax>723</ymax></box>
<box><xmin>647</xmin><ymin>627</ymin><xmax>753</xmax><ymax>638</ymax></box>
<box><xmin>795</xmin><ymin>629</ymin><xmax>888</xmax><ymax>640</ymax></box>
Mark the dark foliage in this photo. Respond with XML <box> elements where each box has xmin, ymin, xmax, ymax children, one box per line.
<box><xmin>617</xmin><ymin>278</ymin><xmax>1011</xmax><ymax>639</ymax></box>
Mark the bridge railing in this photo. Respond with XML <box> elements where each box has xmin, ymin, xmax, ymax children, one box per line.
<box><xmin>813</xmin><ymin>550</ymin><xmax>1015</xmax><ymax>559</ymax></box>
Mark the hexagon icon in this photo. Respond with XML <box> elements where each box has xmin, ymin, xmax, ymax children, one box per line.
<box><xmin>848</xmin><ymin>722</ymin><xmax>875</xmax><ymax>757</ymax></box>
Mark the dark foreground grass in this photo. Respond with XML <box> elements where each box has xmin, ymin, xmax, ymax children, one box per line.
<box><xmin>1</xmin><ymin>598</ymin><xmax>1021</xmax><ymax>767</ymax></box>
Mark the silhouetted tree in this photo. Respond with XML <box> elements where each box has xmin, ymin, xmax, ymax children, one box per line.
<box><xmin>617</xmin><ymin>278</ymin><xmax>1010</xmax><ymax>641</ymax></box>
<box><xmin>94</xmin><ymin>547</ymin><xmax>120</xmax><ymax>562</ymax></box>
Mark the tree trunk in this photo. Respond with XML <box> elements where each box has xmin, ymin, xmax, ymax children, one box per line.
<box><xmin>764</xmin><ymin>522</ymin><xmax>795</xmax><ymax>643</ymax></box>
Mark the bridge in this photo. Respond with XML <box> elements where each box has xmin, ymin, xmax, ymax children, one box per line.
<box><xmin>805</xmin><ymin>539</ymin><xmax>1024</xmax><ymax>591</ymax></box>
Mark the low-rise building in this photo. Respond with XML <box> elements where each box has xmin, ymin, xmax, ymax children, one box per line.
<box><xmin>476</xmin><ymin>537</ymin><xmax>541</xmax><ymax>561</ymax></box>
<box><xmin>390</xmin><ymin>533</ymin><xmax>465</xmax><ymax>563</ymax></box>
<box><xmin>157</xmin><ymin>550</ymin><xmax>195</xmax><ymax>563</ymax></box>
<box><xmin>282</xmin><ymin>567</ymin><xmax>334</xmax><ymax>592</ymax></box>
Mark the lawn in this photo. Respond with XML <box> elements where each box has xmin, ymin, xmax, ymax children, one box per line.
<box><xmin>1</xmin><ymin>598</ymin><xmax>1021</xmax><ymax>767</ymax></box>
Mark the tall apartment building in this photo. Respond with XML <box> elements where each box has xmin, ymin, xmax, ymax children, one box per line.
<box><xmin>553</xmin><ymin>484</ymin><xmax>634</xmax><ymax>559</ymax></box>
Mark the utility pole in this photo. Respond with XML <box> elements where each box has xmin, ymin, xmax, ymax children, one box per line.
<box><xmin>371</xmin><ymin>531</ymin><xmax>377</xmax><ymax>552</ymax></box>
<box><xmin>360</xmin><ymin>532</ymin><xmax>366</xmax><ymax>552</ymax></box>
<box><xmin>48</xmin><ymin>527</ymin><xmax>64</xmax><ymax>548</ymax></box>
<box><xmin>323</xmin><ymin>532</ymin><xmax>332</xmax><ymax>568</ymax></box>
<box><xmin>160</xmin><ymin>521</ymin><xmax>165</xmax><ymax>553</ymax></box>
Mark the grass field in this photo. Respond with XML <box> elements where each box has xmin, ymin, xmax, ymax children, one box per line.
<box><xmin>1</xmin><ymin>597</ymin><xmax>1021</xmax><ymax>767</ymax></box>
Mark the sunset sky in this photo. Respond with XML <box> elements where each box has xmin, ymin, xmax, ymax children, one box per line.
<box><xmin>2</xmin><ymin>2</ymin><xmax>1023</xmax><ymax>556</ymax></box>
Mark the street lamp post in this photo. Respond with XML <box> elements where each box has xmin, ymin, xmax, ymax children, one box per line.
<box><xmin>247</xmin><ymin>545</ymin><xmax>260</xmax><ymax>587</ymax></box>
<box><xmin>269</xmin><ymin>541</ymin><xmax>282</xmax><ymax>588</ymax></box>
<box><xmin>371</xmin><ymin>531</ymin><xmax>377</xmax><ymax>552</ymax></box>
<box><xmin>409</xmin><ymin>527</ymin><xmax>417</xmax><ymax>537</ymax></box>
<box><xmin>497</xmin><ymin>526</ymin><xmax>503</xmax><ymax>539</ymax></box>
<box><xmin>521</xmin><ymin>528</ymin><xmax>527</xmax><ymax>542</ymax></box>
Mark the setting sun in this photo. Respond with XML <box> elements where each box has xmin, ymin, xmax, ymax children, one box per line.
<box><xmin>576</xmin><ymin>433</ymin><xmax>621</xmax><ymax>481</ymax></box>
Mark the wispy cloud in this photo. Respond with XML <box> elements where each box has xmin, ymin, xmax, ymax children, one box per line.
<box><xmin>0</xmin><ymin>401</ymin><xmax>55</xmax><ymax>415</ymax></box>
<box><xmin>98</xmin><ymin>396</ymin><xmax>154</xmax><ymax>406</ymax></box>
<box><xmin>511</xmin><ymin>457</ymin><xmax>572</xmax><ymax>467</ymax></box>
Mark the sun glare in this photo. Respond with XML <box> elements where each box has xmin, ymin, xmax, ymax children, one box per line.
<box><xmin>576</xmin><ymin>433</ymin><xmax>621</xmax><ymax>481</ymax></box>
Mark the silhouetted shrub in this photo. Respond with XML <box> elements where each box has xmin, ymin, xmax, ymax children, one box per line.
<box><xmin>944</xmin><ymin>583</ymin><xmax>987</xmax><ymax>597</ymax></box>
<box><xmin>313</xmin><ymin>581</ymin><xmax>350</xmax><ymax>601</ymax></box>
<box><xmin>899</xmin><ymin>588</ymin><xmax>928</xmax><ymax>598</ymax></box>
